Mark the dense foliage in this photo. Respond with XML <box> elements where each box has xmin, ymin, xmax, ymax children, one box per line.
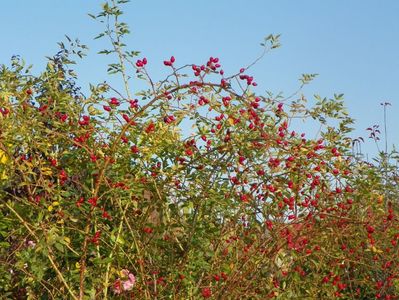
<box><xmin>1</xmin><ymin>1</ymin><xmax>398</xmax><ymax>299</ymax></box>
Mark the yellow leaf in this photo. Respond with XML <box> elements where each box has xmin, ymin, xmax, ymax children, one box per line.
<box><xmin>48</xmin><ymin>205</ymin><xmax>53</xmax><ymax>212</ymax></box>
<box><xmin>25</xmin><ymin>161</ymin><xmax>34</xmax><ymax>168</ymax></box>
<box><xmin>64</xmin><ymin>237</ymin><xmax>71</xmax><ymax>244</ymax></box>
<box><xmin>41</xmin><ymin>167</ymin><xmax>53</xmax><ymax>176</ymax></box>
<box><xmin>0</xmin><ymin>150</ymin><xmax>7</xmax><ymax>179</ymax></box>
<box><xmin>97</xmin><ymin>150</ymin><xmax>104</xmax><ymax>157</ymax></box>
<box><xmin>0</xmin><ymin>148</ymin><xmax>9</xmax><ymax>179</ymax></box>
<box><xmin>0</xmin><ymin>149</ymin><xmax>7</xmax><ymax>164</ymax></box>
<box><xmin>88</xmin><ymin>105</ymin><xmax>101</xmax><ymax>115</ymax></box>
<box><xmin>371</xmin><ymin>246</ymin><xmax>383</xmax><ymax>254</ymax></box>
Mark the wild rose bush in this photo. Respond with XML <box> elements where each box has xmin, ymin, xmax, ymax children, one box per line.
<box><xmin>1</xmin><ymin>1</ymin><xmax>399</xmax><ymax>299</ymax></box>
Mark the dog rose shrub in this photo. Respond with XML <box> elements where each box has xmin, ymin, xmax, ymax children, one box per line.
<box><xmin>1</xmin><ymin>1</ymin><xmax>398</xmax><ymax>299</ymax></box>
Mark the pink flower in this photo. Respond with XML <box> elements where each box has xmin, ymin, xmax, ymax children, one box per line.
<box><xmin>123</xmin><ymin>273</ymin><xmax>136</xmax><ymax>291</ymax></box>
<box><xmin>113</xmin><ymin>279</ymin><xmax>122</xmax><ymax>294</ymax></box>
<box><xmin>113</xmin><ymin>269</ymin><xmax>136</xmax><ymax>294</ymax></box>
<box><xmin>27</xmin><ymin>240</ymin><xmax>36</xmax><ymax>248</ymax></box>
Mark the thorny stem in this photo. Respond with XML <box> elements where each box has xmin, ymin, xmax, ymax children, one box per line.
<box><xmin>79</xmin><ymin>162</ymin><xmax>108</xmax><ymax>299</ymax></box>
<box><xmin>102</xmin><ymin>201</ymin><xmax>130</xmax><ymax>299</ymax></box>
<box><xmin>381</xmin><ymin>101</ymin><xmax>391</xmax><ymax>209</ymax></box>
<box><xmin>77</xmin><ymin>15</ymin><xmax>134</xmax><ymax>288</ymax></box>
<box><xmin>122</xmin><ymin>209</ymin><xmax>152</xmax><ymax>299</ymax></box>
<box><xmin>383</xmin><ymin>103</ymin><xmax>389</xmax><ymax>154</ymax></box>
<box><xmin>102</xmin><ymin>0</ymin><xmax>132</xmax><ymax>100</ymax></box>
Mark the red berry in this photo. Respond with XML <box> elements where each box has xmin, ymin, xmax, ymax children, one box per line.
<box><xmin>201</xmin><ymin>287</ymin><xmax>212</xmax><ymax>298</ymax></box>
<box><xmin>143</xmin><ymin>227</ymin><xmax>153</xmax><ymax>234</ymax></box>
<box><xmin>110</xmin><ymin>97</ymin><xmax>120</xmax><ymax>106</ymax></box>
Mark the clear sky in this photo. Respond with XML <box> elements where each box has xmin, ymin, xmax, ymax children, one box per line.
<box><xmin>1</xmin><ymin>1</ymin><xmax>398</xmax><ymax>157</ymax></box>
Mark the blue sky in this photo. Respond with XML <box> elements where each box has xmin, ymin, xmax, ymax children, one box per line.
<box><xmin>1</xmin><ymin>1</ymin><xmax>398</xmax><ymax>157</ymax></box>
